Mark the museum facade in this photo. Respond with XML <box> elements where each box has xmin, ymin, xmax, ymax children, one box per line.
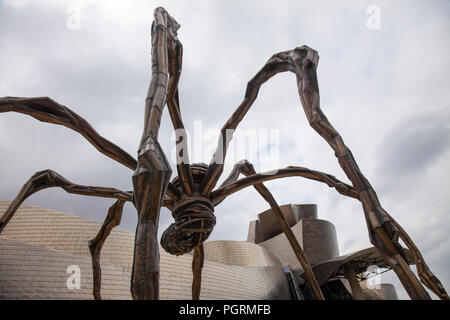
<box><xmin>0</xmin><ymin>200</ymin><xmax>404</xmax><ymax>299</ymax></box>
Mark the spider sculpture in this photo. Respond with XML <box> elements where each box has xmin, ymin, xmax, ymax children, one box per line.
<box><xmin>0</xmin><ymin>7</ymin><xmax>447</xmax><ymax>301</ymax></box>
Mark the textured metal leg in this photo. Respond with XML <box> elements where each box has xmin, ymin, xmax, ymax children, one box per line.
<box><xmin>166</xmin><ymin>31</ymin><xmax>195</xmax><ymax>195</ymax></box>
<box><xmin>292</xmin><ymin>48</ymin><xmax>430</xmax><ymax>300</ymax></box>
<box><xmin>218</xmin><ymin>160</ymin><xmax>325</xmax><ymax>300</ymax></box>
<box><xmin>131</xmin><ymin>137</ymin><xmax>171</xmax><ymax>300</ymax></box>
<box><xmin>130</xmin><ymin>7</ymin><xmax>176</xmax><ymax>300</ymax></box>
<box><xmin>88</xmin><ymin>200</ymin><xmax>126</xmax><ymax>300</ymax></box>
<box><xmin>192</xmin><ymin>243</ymin><xmax>204</xmax><ymax>300</ymax></box>
<box><xmin>0</xmin><ymin>169</ymin><xmax>132</xmax><ymax>233</ymax></box>
<box><xmin>212</xmin><ymin>165</ymin><xmax>358</xmax><ymax>205</ymax></box>
<box><xmin>0</xmin><ymin>97</ymin><xmax>137</xmax><ymax>170</ymax></box>
<box><xmin>384</xmin><ymin>211</ymin><xmax>449</xmax><ymax>300</ymax></box>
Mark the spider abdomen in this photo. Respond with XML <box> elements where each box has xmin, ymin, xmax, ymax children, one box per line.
<box><xmin>161</xmin><ymin>196</ymin><xmax>215</xmax><ymax>255</ymax></box>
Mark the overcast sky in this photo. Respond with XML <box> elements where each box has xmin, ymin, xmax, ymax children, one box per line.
<box><xmin>0</xmin><ymin>0</ymin><xmax>449</xmax><ymax>299</ymax></box>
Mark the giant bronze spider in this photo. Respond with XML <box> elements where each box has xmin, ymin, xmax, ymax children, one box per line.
<box><xmin>0</xmin><ymin>7</ymin><xmax>447</xmax><ymax>300</ymax></box>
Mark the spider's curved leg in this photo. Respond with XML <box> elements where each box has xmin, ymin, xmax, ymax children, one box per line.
<box><xmin>0</xmin><ymin>97</ymin><xmax>137</xmax><ymax>171</ymax></box>
<box><xmin>130</xmin><ymin>7</ymin><xmax>175</xmax><ymax>300</ymax></box>
<box><xmin>192</xmin><ymin>243</ymin><xmax>204</xmax><ymax>300</ymax></box>
<box><xmin>0</xmin><ymin>169</ymin><xmax>132</xmax><ymax>233</ymax></box>
<box><xmin>131</xmin><ymin>136</ymin><xmax>171</xmax><ymax>301</ymax></box>
<box><xmin>212</xmin><ymin>165</ymin><xmax>359</xmax><ymax>205</ymax></box>
<box><xmin>217</xmin><ymin>160</ymin><xmax>325</xmax><ymax>300</ymax></box>
<box><xmin>88</xmin><ymin>199</ymin><xmax>126</xmax><ymax>300</ymax></box>
<box><xmin>291</xmin><ymin>47</ymin><xmax>431</xmax><ymax>300</ymax></box>
<box><xmin>384</xmin><ymin>211</ymin><xmax>449</xmax><ymax>300</ymax></box>
<box><xmin>202</xmin><ymin>47</ymin><xmax>437</xmax><ymax>299</ymax></box>
<box><xmin>166</xmin><ymin>26</ymin><xmax>195</xmax><ymax>194</ymax></box>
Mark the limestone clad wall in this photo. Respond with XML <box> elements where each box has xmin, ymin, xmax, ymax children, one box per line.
<box><xmin>202</xmin><ymin>240</ymin><xmax>282</xmax><ymax>268</ymax></box>
<box><xmin>0</xmin><ymin>237</ymin><xmax>132</xmax><ymax>300</ymax></box>
<box><xmin>0</xmin><ymin>201</ymin><xmax>135</xmax><ymax>268</ymax></box>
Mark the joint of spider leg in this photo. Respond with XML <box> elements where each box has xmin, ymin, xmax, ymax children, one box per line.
<box><xmin>161</xmin><ymin>163</ymin><xmax>216</xmax><ymax>256</ymax></box>
<box><xmin>308</xmin><ymin>111</ymin><xmax>324</xmax><ymax>131</ymax></box>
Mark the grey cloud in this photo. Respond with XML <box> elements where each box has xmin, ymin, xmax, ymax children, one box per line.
<box><xmin>374</xmin><ymin>110</ymin><xmax>450</xmax><ymax>193</ymax></box>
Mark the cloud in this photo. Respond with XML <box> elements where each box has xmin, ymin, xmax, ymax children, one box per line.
<box><xmin>374</xmin><ymin>110</ymin><xmax>450</xmax><ymax>193</ymax></box>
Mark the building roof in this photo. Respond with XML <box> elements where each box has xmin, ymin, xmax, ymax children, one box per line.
<box><xmin>297</xmin><ymin>246</ymin><xmax>416</xmax><ymax>285</ymax></box>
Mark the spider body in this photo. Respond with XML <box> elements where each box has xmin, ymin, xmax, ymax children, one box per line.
<box><xmin>161</xmin><ymin>163</ymin><xmax>216</xmax><ymax>256</ymax></box>
<box><xmin>0</xmin><ymin>7</ymin><xmax>447</xmax><ymax>301</ymax></box>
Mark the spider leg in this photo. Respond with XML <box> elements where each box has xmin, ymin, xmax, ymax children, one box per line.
<box><xmin>0</xmin><ymin>96</ymin><xmax>137</xmax><ymax>170</ymax></box>
<box><xmin>217</xmin><ymin>160</ymin><xmax>325</xmax><ymax>300</ymax></box>
<box><xmin>384</xmin><ymin>211</ymin><xmax>449</xmax><ymax>300</ymax></box>
<box><xmin>166</xmin><ymin>31</ymin><xmax>195</xmax><ymax>194</ymax></box>
<box><xmin>0</xmin><ymin>169</ymin><xmax>132</xmax><ymax>233</ymax></box>
<box><xmin>166</xmin><ymin>181</ymin><xmax>181</xmax><ymax>201</ymax></box>
<box><xmin>202</xmin><ymin>47</ymin><xmax>436</xmax><ymax>299</ymax></box>
<box><xmin>191</xmin><ymin>243</ymin><xmax>204</xmax><ymax>300</ymax></box>
<box><xmin>292</xmin><ymin>47</ymin><xmax>431</xmax><ymax>300</ymax></box>
<box><xmin>88</xmin><ymin>199</ymin><xmax>126</xmax><ymax>300</ymax></box>
<box><xmin>131</xmin><ymin>134</ymin><xmax>171</xmax><ymax>300</ymax></box>
<box><xmin>130</xmin><ymin>7</ymin><xmax>175</xmax><ymax>300</ymax></box>
<box><xmin>212</xmin><ymin>165</ymin><xmax>358</xmax><ymax>206</ymax></box>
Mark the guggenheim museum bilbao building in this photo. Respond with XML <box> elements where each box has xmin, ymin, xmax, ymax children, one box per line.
<box><xmin>0</xmin><ymin>200</ymin><xmax>408</xmax><ymax>300</ymax></box>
